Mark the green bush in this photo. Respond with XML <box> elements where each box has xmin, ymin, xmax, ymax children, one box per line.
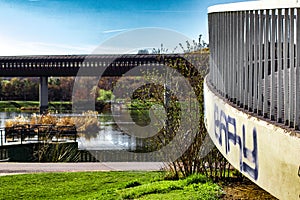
<box><xmin>97</xmin><ymin>89</ymin><xmax>114</xmax><ymax>102</ymax></box>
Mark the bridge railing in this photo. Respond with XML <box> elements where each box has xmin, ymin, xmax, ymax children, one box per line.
<box><xmin>208</xmin><ymin>1</ymin><xmax>300</xmax><ymax>130</ymax></box>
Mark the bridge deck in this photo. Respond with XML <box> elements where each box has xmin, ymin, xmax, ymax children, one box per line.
<box><xmin>0</xmin><ymin>54</ymin><xmax>185</xmax><ymax>77</ymax></box>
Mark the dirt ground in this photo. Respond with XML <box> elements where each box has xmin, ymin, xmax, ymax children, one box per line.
<box><xmin>220</xmin><ymin>178</ymin><xmax>277</xmax><ymax>200</ymax></box>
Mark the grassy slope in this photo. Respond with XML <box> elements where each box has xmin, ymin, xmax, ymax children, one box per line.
<box><xmin>0</xmin><ymin>172</ymin><xmax>222</xmax><ymax>200</ymax></box>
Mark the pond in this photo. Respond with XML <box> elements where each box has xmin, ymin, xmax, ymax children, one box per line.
<box><xmin>0</xmin><ymin>111</ymin><xmax>137</xmax><ymax>151</ymax></box>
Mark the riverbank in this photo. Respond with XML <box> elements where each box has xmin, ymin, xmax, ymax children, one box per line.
<box><xmin>0</xmin><ymin>100</ymin><xmax>157</xmax><ymax>114</ymax></box>
<box><xmin>0</xmin><ymin>101</ymin><xmax>112</xmax><ymax>112</ymax></box>
<box><xmin>0</xmin><ymin>101</ymin><xmax>72</xmax><ymax>112</ymax></box>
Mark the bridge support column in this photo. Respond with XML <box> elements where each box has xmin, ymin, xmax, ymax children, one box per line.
<box><xmin>39</xmin><ymin>76</ymin><xmax>48</xmax><ymax>114</ymax></box>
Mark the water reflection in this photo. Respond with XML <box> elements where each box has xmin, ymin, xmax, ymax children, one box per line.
<box><xmin>0</xmin><ymin>112</ymin><xmax>33</xmax><ymax>127</ymax></box>
<box><xmin>78</xmin><ymin>124</ymin><xmax>136</xmax><ymax>150</ymax></box>
<box><xmin>0</xmin><ymin>112</ymin><xmax>136</xmax><ymax>151</ymax></box>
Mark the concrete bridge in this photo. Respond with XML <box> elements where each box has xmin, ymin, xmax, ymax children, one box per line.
<box><xmin>0</xmin><ymin>54</ymin><xmax>189</xmax><ymax>113</ymax></box>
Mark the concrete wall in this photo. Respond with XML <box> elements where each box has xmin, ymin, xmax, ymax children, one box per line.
<box><xmin>204</xmin><ymin>78</ymin><xmax>300</xmax><ymax>200</ymax></box>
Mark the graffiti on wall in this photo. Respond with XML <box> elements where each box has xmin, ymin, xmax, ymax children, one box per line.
<box><xmin>214</xmin><ymin>104</ymin><xmax>259</xmax><ymax>180</ymax></box>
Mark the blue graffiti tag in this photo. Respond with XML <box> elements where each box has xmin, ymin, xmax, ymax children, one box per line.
<box><xmin>242</xmin><ymin>125</ymin><xmax>258</xmax><ymax>180</ymax></box>
<box><xmin>214</xmin><ymin>104</ymin><xmax>259</xmax><ymax>180</ymax></box>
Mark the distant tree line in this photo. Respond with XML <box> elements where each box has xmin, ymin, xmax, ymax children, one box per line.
<box><xmin>0</xmin><ymin>77</ymin><xmax>121</xmax><ymax>101</ymax></box>
<box><xmin>0</xmin><ymin>78</ymin><xmax>39</xmax><ymax>101</ymax></box>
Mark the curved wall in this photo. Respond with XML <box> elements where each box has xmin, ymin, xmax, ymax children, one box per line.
<box><xmin>204</xmin><ymin>78</ymin><xmax>300</xmax><ymax>200</ymax></box>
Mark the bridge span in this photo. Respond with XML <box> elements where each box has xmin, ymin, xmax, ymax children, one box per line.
<box><xmin>0</xmin><ymin>54</ymin><xmax>190</xmax><ymax>113</ymax></box>
<box><xmin>0</xmin><ymin>54</ymin><xmax>184</xmax><ymax>77</ymax></box>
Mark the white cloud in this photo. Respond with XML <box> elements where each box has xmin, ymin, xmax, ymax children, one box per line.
<box><xmin>102</xmin><ymin>29</ymin><xmax>128</xmax><ymax>34</ymax></box>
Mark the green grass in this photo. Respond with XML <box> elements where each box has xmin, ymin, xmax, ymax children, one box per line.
<box><xmin>0</xmin><ymin>172</ymin><xmax>223</xmax><ymax>200</ymax></box>
<box><xmin>0</xmin><ymin>101</ymin><xmax>72</xmax><ymax>112</ymax></box>
<box><xmin>0</xmin><ymin>101</ymin><xmax>38</xmax><ymax>111</ymax></box>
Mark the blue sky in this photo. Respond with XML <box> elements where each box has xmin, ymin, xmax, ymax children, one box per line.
<box><xmin>0</xmin><ymin>0</ymin><xmax>250</xmax><ymax>55</ymax></box>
